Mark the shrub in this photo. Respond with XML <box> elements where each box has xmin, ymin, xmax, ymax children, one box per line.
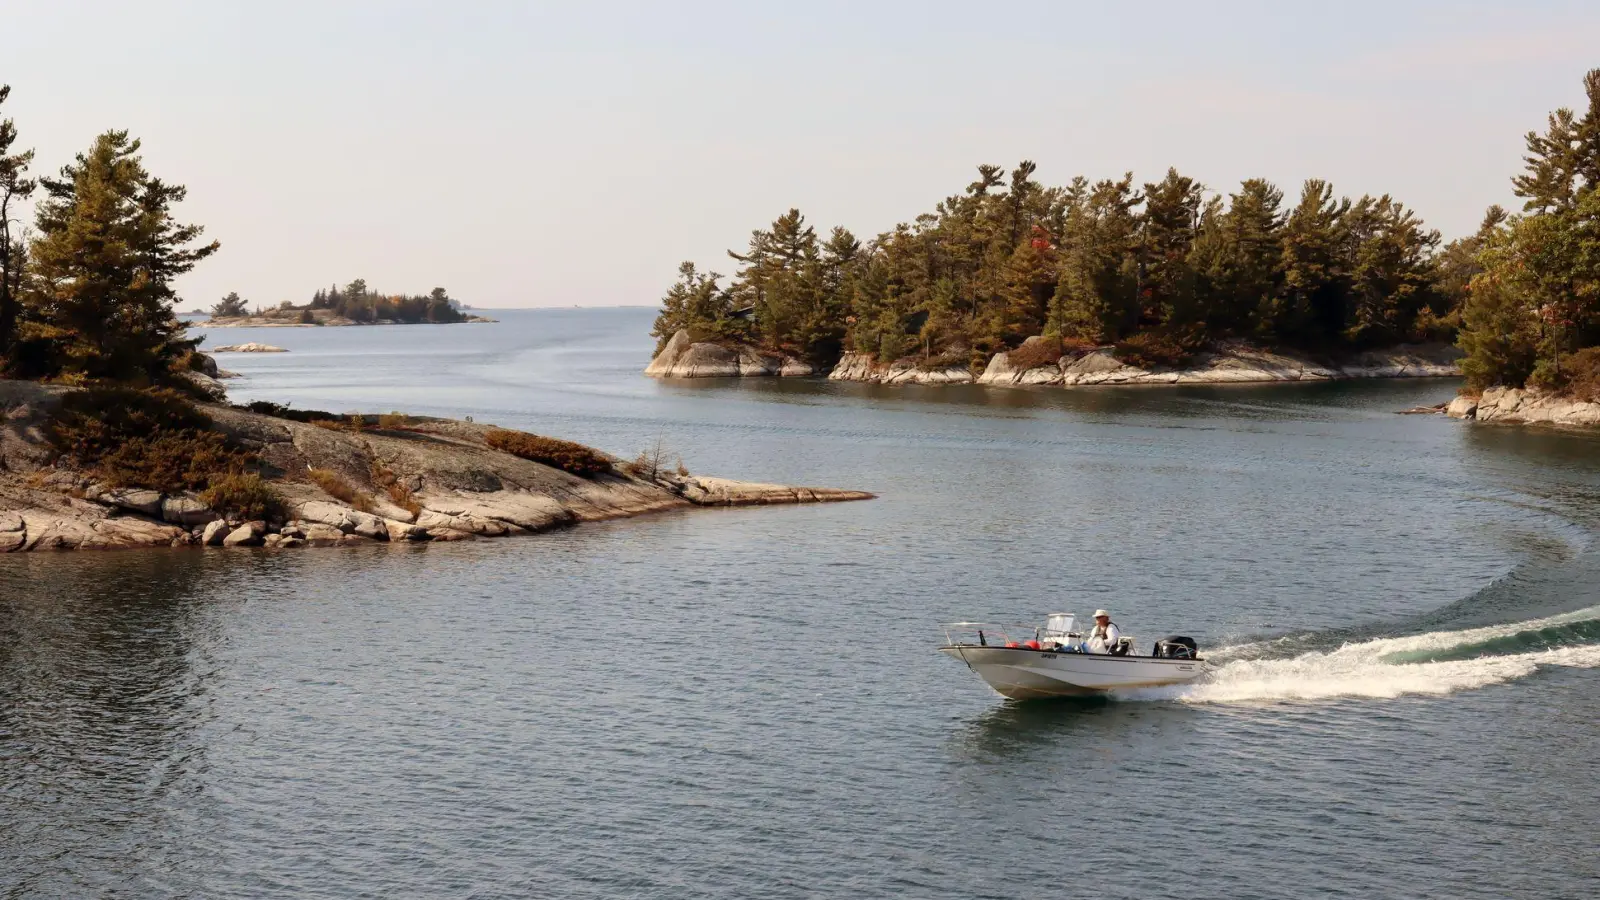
<box><xmin>1113</xmin><ymin>331</ymin><xmax>1197</xmax><ymax>370</ymax></box>
<box><xmin>200</xmin><ymin>473</ymin><xmax>284</xmax><ymax>521</ymax></box>
<box><xmin>1534</xmin><ymin>346</ymin><xmax>1600</xmax><ymax>402</ymax></box>
<box><xmin>377</xmin><ymin>412</ymin><xmax>409</xmax><ymax>430</ymax></box>
<box><xmin>240</xmin><ymin>400</ymin><xmax>342</xmax><ymax>424</ymax></box>
<box><xmin>484</xmin><ymin>428</ymin><xmax>611</xmax><ymax>478</ymax></box>
<box><xmin>1004</xmin><ymin>338</ymin><xmax>1066</xmax><ymax>372</ymax></box>
<box><xmin>308</xmin><ymin>468</ymin><xmax>375</xmax><ymax>511</ymax></box>
<box><xmin>917</xmin><ymin>347</ymin><xmax>970</xmax><ymax>372</ymax></box>
<box><xmin>50</xmin><ymin>386</ymin><xmax>255</xmax><ymax>492</ymax></box>
<box><xmin>369</xmin><ymin>460</ymin><xmax>423</xmax><ymax>517</ymax></box>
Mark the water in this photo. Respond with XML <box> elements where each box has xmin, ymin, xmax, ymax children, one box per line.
<box><xmin>5</xmin><ymin>309</ymin><xmax>1600</xmax><ymax>898</ymax></box>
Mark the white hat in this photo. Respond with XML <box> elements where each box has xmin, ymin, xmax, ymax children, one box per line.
<box><xmin>1093</xmin><ymin>609</ymin><xmax>1110</xmax><ymax>618</ymax></box>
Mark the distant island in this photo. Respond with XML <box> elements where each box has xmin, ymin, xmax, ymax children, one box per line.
<box><xmin>647</xmin><ymin>68</ymin><xmax>1600</xmax><ymax>419</ymax></box>
<box><xmin>198</xmin><ymin>282</ymin><xmax>495</xmax><ymax>327</ymax></box>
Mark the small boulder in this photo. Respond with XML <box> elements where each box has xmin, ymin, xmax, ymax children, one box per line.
<box><xmin>1446</xmin><ymin>395</ymin><xmax>1479</xmax><ymax>420</ymax></box>
<box><xmin>103</xmin><ymin>488</ymin><xmax>165</xmax><ymax>518</ymax></box>
<box><xmin>301</xmin><ymin>523</ymin><xmax>346</xmax><ymax>545</ymax></box>
<box><xmin>222</xmin><ymin>522</ymin><xmax>264</xmax><ymax>547</ymax></box>
<box><xmin>162</xmin><ymin>495</ymin><xmax>219</xmax><ymax>527</ymax></box>
<box><xmin>200</xmin><ymin>519</ymin><xmax>230</xmax><ymax>546</ymax></box>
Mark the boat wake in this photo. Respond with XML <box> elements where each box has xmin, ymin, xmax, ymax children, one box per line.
<box><xmin>1125</xmin><ymin>605</ymin><xmax>1600</xmax><ymax>705</ymax></box>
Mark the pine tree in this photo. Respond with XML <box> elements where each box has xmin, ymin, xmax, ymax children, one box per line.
<box><xmin>1269</xmin><ymin>179</ymin><xmax>1350</xmax><ymax>344</ymax></box>
<box><xmin>1139</xmin><ymin>168</ymin><xmax>1204</xmax><ymax>333</ymax></box>
<box><xmin>210</xmin><ymin>291</ymin><xmax>249</xmax><ymax>318</ymax></box>
<box><xmin>22</xmin><ymin>131</ymin><xmax>218</xmax><ymax>381</ymax></box>
<box><xmin>0</xmin><ymin>85</ymin><xmax>34</xmax><ymax>362</ymax></box>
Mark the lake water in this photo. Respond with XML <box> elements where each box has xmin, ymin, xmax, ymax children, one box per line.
<box><xmin>4</xmin><ymin>308</ymin><xmax>1599</xmax><ymax>898</ymax></box>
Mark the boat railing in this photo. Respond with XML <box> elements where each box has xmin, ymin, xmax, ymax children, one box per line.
<box><xmin>940</xmin><ymin>621</ymin><xmax>1081</xmax><ymax>648</ymax></box>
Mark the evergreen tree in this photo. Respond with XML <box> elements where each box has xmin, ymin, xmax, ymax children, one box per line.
<box><xmin>21</xmin><ymin>131</ymin><xmax>218</xmax><ymax>381</ymax></box>
<box><xmin>211</xmin><ymin>291</ymin><xmax>249</xmax><ymax>318</ymax></box>
<box><xmin>1138</xmin><ymin>168</ymin><xmax>1204</xmax><ymax>332</ymax></box>
<box><xmin>0</xmin><ymin>85</ymin><xmax>34</xmax><ymax>362</ymax></box>
<box><xmin>1192</xmin><ymin>179</ymin><xmax>1284</xmax><ymax>335</ymax></box>
<box><xmin>1270</xmin><ymin>179</ymin><xmax>1350</xmax><ymax>344</ymax></box>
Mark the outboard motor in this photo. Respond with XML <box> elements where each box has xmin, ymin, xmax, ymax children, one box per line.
<box><xmin>1153</xmin><ymin>635</ymin><xmax>1199</xmax><ymax>659</ymax></box>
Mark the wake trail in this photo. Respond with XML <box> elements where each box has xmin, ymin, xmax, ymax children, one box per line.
<box><xmin>1124</xmin><ymin>605</ymin><xmax>1600</xmax><ymax>705</ymax></box>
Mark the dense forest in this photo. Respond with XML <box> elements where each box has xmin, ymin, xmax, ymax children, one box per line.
<box><xmin>652</xmin><ymin>168</ymin><xmax>1459</xmax><ymax>371</ymax></box>
<box><xmin>652</xmin><ymin>69</ymin><xmax>1600</xmax><ymax>396</ymax></box>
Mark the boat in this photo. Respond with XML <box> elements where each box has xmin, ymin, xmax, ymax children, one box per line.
<box><xmin>937</xmin><ymin>614</ymin><xmax>1204</xmax><ymax>700</ymax></box>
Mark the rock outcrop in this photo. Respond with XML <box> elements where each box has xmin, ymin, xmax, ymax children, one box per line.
<box><xmin>0</xmin><ymin>379</ymin><xmax>872</xmax><ymax>552</ymax></box>
<box><xmin>211</xmin><ymin>343</ymin><xmax>288</xmax><ymax>353</ymax></box>
<box><xmin>833</xmin><ymin>340</ymin><xmax>1462</xmax><ymax>387</ymax></box>
<box><xmin>828</xmin><ymin>352</ymin><xmax>974</xmax><ymax>385</ymax></box>
<box><xmin>644</xmin><ymin>330</ymin><xmax>813</xmax><ymax>378</ymax></box>
<box><xmin>1446</xmin><ymin>387</ymin><xmax>1600</xmax><ymax>428</ymax></box>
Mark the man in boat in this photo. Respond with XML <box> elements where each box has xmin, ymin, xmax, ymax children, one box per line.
<box><xmin>1084</xmin><ymin>609</ymin><xmax>1123</xmax><ymax>655</ymax></box>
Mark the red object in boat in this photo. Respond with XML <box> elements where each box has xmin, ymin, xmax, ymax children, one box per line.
<box><xmin>1005</xmin><ymin>641</ymin><xmax>1021</xmax><ymax>648</ymax></box>
<box><xmin>1023</xmin><ymin>639</ymin><xmax>1041</xmax><ymax>650</ymax></box>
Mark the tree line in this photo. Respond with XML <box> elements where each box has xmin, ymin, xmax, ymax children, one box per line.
<box><xmin>307</xmin><ymin>280</ymin><xmax>466</xmax><ymax>324</ymax></box>
<box><xmin>653</xmin><ymin>162</ymin><xmax>1464</xmax><ymax>370</ymax></box>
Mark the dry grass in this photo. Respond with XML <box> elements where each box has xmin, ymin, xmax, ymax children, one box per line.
<box><xmin>308</xmin><ymin>468</ymin><xmax>375</xmax><ymax>512</ymax></box>
<box><xmin>369</xmin><ymin>460</ymin><xmax>423</xmax><ymax>517</ymax></box>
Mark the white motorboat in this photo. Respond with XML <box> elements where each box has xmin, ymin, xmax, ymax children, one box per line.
<box><xmin>938</xmin><ymin>614</ymin><xmax>1204</xmax><ymax>699</ymax></box>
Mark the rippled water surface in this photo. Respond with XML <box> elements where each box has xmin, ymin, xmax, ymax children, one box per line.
<box><xmin>5</xmin><ymin>309</ymin><xmax>1600</xmax><ymax>898</ymax></box>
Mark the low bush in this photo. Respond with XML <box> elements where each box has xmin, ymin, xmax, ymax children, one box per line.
<box><xmin>1004</xmin><ymin>339</ymin><xmax>1066</xmax><ymax>372</ymax></box>
<box><xmin>485</xmin><ymin>428</ymin><xmax>611</xmax><ymax>478</ymax></box>
<box><xmin>1113</xmin><ymin>331</ymin><xmax>1197</xmax><ymax>370</ymax></box>
<box><xmin>200</xmin><ymin>473</ymin><xmax>284</xmax><ymax>521</ymax></box>
<box><xmin>50</xmin><ymin>386</ymin><xmax>255</xmax><ymax>492</ymax></box>
<box><xmin>308</xmin><ymin>467</ymin><xmax>375</xmax><ymax>511</ymax></box>
<box><xmin>377</xmin><ymin>412</ymin><xmax>409</xmax><ymax>430</ymax></box>
<box><xmin>239</xmin><ymin>400</ymin><xmax>342</xmax><ymax>424</ymax></box>
<box><xmin>917</xmin><ymin>347</ymin><xmax>971</xmax><ymax>372</ymax></box>
<box><xmin>1532</xmin><ymin>346</ymin><xmax>1600</xmax><ymax>402</ymax></box>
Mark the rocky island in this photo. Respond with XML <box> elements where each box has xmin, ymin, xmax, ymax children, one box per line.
<box><xmin>0</xmin><ymin>379</ymin><xmax>871</xmax><ymax>552</ymax></box>
<box><xmin>644</xmin><ymin>70</ymin><xmax>1600</xmax><ymax>413</ymax></box>
<box><xmin>197</xmin><ymin>284</ymin><xmax>494</xmax><ymax>328</ymax></box>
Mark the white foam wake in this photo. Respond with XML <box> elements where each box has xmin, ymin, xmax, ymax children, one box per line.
<box><xmin>1126</xmin><ymin>606</ymin><xmax>1600</xmax><ymax>705</ymax></box>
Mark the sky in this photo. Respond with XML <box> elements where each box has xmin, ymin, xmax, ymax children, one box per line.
<box><xmin>5</xmin><ymin>1</ymin><xmax>1600</xmax><ymax>309</ymax></box>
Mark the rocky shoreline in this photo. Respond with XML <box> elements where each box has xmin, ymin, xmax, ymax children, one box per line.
<box><xmin>645</xmin><ymin>331</ymin><xmax>813</xmax><ymax>378</ymax></box>
<box><xmin>646</xmin><ymin>329</ymin><xmax>1461</xmax><ymax>387</ymax></box>
<box><xmin>0</xmin><ymin>381</ymin><xmax>871</xmax><ymax>552</ymax></box>
<box><xmin>1445</xmin><ymin>387</ymin><xmax>1600</xmax><ymax>428</ymax></box>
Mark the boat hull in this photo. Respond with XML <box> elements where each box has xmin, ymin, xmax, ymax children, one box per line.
<box><xmin>939</xmin><ymin>646</ymin><xmax>1203</xmax><ymax>700</ymax></box>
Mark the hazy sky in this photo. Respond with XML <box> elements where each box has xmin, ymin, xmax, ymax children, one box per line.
<box><xmin>6</xmin><ymin>1</ymin><xmax>1600</xmax><ymax>309</ymax></box>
